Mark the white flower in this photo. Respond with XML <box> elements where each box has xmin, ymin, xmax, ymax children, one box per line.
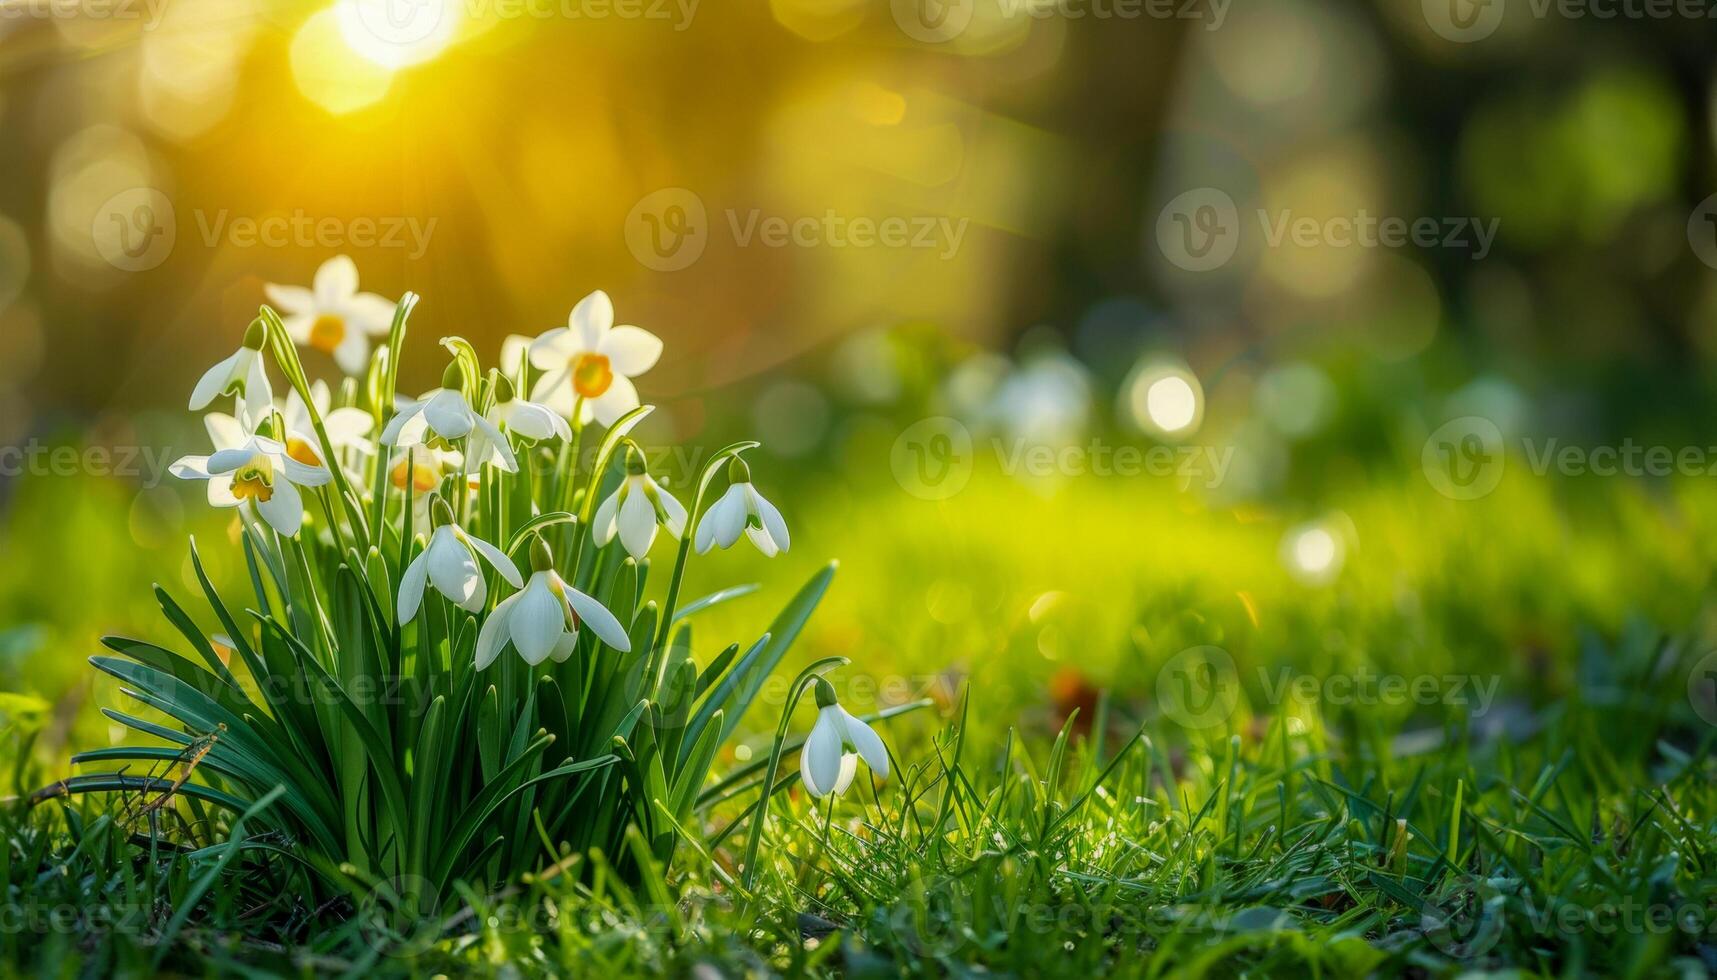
<box><xmin>799</xmin><ymin>678</ymin><xmax>889</xmax><ymax>798</ymax></box>
<box><xmin>280</xmin><ymin>379</ymin><xmax>374</xmax><ymax>473</ymax></box>
<box><xmin>694</xmin><ymin>457</ymin><xmax>789</xmax><ymax>557</ymax></box>
<box><xmin>169</xmin><ymin>432</ymin><xmax>332</xmax><ymax>536</ymax></box>
<box><xmin>528</xmin><ymin>290</ymin><xmax>663</xmax><ymax>426</ymax></box>
<box><xmin>382</xmin><ymin>383</ymin><xmax>518</xmax><ymax>473</ymax></box>
<box><xmin>398</xmin><ymin>498</ymin><xmax>523</xmax><ymax>623</ymax></box>
<box><xmin>475</xmin><ymin>538</ymin><xmax>631</xmax><ymax>668</ymax></box>
<box><xmin>593</xmin><ymin>444</ymin><xmax>686</xmax><ymax>560</ymax></box>
<box><xmin>467</xmin><ymin>376</ymin><xmax>569</xmax><ymax>470</ymax></box>
<box><xmin>265</xmin><ymin>255</ymin><xmax>396</xmax><ymax>375</ymax></box>
<box><xmin>190</xmin><ymin>319</ymin><xmax>272</xmax><ymax>429</ymax></box>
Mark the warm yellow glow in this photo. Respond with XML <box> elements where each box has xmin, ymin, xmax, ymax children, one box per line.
<box><xmin>292</xmin><ymin>9</ymin><xmax>394</xmax><ymax>115</ymax></box>
<box><xmin>336</xmin><ymin>0</ymin><xmax>463</xmax><ymax>69</ymax></box>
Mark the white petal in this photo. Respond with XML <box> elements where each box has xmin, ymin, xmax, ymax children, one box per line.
<box><xmin>562</xmin><ymin>584</ymin><xmax>631</xmax><ymax>651</ymax></box>
<box><xmin>548</xmin><ymin>631</ymin><xmax>578</xmax><ymax>663</ymax></box>
<box><xmin>500</xmin><ymin>334</ymin><xmax>533</xmax><ymax>375</ymax></box>
<box><xmin>333</xmin><ymin>329</ymin><xmax>370</xmax><ymax>376</ymax></box>
<box><xmin>189</xmin><ymin>350</ymin><xmax>242</xmax><ymax>410</ymax></box>
<box><xmin>597</xmin><ymin>326</ymin><xmax>662</xmax><ymax>377</ymax></box>
<box><xmin>314</xmin><ymin>254</ymin><xmax>359</xmax><ymax>304</ymax></box>
<box><xmin>528</xmin><ymin>327</ymin><xmax>578</xmax><ymax>370</ymax></box>
<box><xmin>343</xmin><ymin>292</ymin><xmax>396</xmax><ymax>335</ymax></box>
<box><xmin>325</xmin><ymin>407</ymin><xmax>374</xmax><ymax>444</ymax></box>
<box><xmin>460</xmin><ymin>529</ymin><xmax>523</xmax><ymax>587</ymax></box>
<box><xmin>653</xmin><ymin>482</ymin><xmax>687</xmax><ymax>539</ymax></box>
<box><xmin>397</xmin><ymin>548</ymin><xmax>430</xmax><ymax>624</ymax></box>
<box><xmin>501</xmin><ymin>401</ymin><xmax>559</xmax><ymax>442</ymax></box>
<box><xmin>169</xmin><ymin>454</ymin><xmax>212</xmax><ymax>480</ymax></box>
<box><xmin>530</xmin><ymin>369</ymin><xmax>574</xmax><ymax>417</ymax></box>
<box><xmin>510</xmin><ymin>575</ymin><xmax>564</xmax><ymax>666</ymax></box>
<box><xmin>204</xmin><ymin>413</ymin><xmax>245</xmax><ymax>450</ymax></box>
<box><xmin>592</xmin><ymin>487</ymin><xmax>622</xmax><ymax>546</ymax></box>
<box><xmin>801</xmin><ymin>709</ymin><xmax>844</xmax><ymax>797</ymax></box>
<box><xmin>428</xmin><ymin>531</ymin><xmax>482</xmax><ymax>610</ymax></box>
<box><xmin>569</xmin><ymin>290</ymin><xmax>613</xmax><ymax>350</ymax></box>
<box><xmin>380</xmin><ymin>407</ymin><xmax>421</xmax><ymax>446</ymax></box>
<box><xmin>469</xmin><ymin>413</ymin><xmax>517</xmax><ymax>472</ymax></box>
<box><xmin>832</xmin><ymin>753</ymin><xmax>858</xmax><ymax>796</ymax></box>
<box><xmin>280</xmin><ymin>313</ymin><xmax>313</xmax><ymax>344</ymax></box>
<box><xmin>840</xmin><ymin>708</ymin><xmax>889</xmax><ymax>778</ymax></box>
<box><xmin>255</xmin><ymin>478</ymin><xmax>303</xmax><ymax>536</ymax></box>
<box><xmin>586</xmin><ymin>374</ymin><xmax>639</xmax><ymax>427</ymax></box>
<box><xmin>749</xmin><ymin>486</ymin><xmax>791</xmax><ymax>554</ymax></box>
<box><xmin>475</xmin><ymin>595</ymin><xmax>516</xmax><ymax>669</ymax></box>
<box><xmin>713</xmin><ymin>484</ymin><xmax>749</xmax><ymax>550</ymax></box>
<box><xmin>281</xmin><ymin>454</ymin><xmax>332</xmax><ymax>488</ymax></box>
<box><xmin>206</xmin><ymin>446</ymin><xmax>256</xmax><ymax>475</ymax></box>
<box><xmin>264</xmin><ymin>283</ymin><xmax>315</xmax><ymax>315</ymax></box>
<box><xmin>424</xmin><ymin>390</ymin><xmax>475</xmax><ymax>440</ymax></box>
<box><xmin>207</xmin><ymin>474</ymin><xmax>238</xmax><ymax>507</ymax></box>
<box><xmin>617</xmin><ymin>485</ymin><xmax>657</xmax><ymax>559</ymax></box>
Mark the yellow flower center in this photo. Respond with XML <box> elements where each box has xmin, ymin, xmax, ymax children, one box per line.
<box><xmin>390</xmin><ymin>455</ymin><xmax>441</xmax><ymax>492</ymax></box>
<box><xmin>286</xmin><ymin>437</ymin><xmax>322</xmax><ymax>468</ymax></box>
<box><xmin>231</xmin><ymin>463</ymin><xmax>274</xmax><ymax>503</ymax></box>
<box><xmin>571</xmin><ymin>352</ymin><xmax>613</xmax><ymax>399</ymax></box>
<box><xmin>309</xmin><ymin>314</ymin><xmax>346</xmax><ymax>355</ymax></box>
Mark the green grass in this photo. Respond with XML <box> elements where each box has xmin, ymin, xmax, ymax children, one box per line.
<box><xmin>5</xmin><ymin>425</ymin><xmax>1717</xmax><ymax>975</ymax></box>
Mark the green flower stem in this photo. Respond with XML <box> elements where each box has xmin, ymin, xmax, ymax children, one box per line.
<box><xmin>739</xmin><ymin>656</ymin><xmax>848</xmax><ymax>894</ymax></box>
<box><xmin>258</xmin><ymin>306</ymin><xmax>372</xmax><ymax>551</ymax></box>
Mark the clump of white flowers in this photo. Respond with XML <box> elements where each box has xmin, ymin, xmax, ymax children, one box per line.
<box><xmin>138</xmin><ymin>255</ymin><xmax>905</xmax><ymax>913</ymax></box>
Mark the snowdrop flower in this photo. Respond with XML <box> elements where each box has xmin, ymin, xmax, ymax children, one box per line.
<box><xmin>528</xmin><ymin>290</ymin><xmax>662</xmax><ymax>426</ymax></box>
<box><xmin>190</xmin><ymin>318</ymin><xmax>272</xmax><ymax>429</ymax></box>
<box><xmin>467</xmin><ymin>376</ymin><xmax>569</xmax><ymax>469</ymax></box>
<box><xmin>800</xmin><ymin>678</ymin><xmax>889</xmax><ymax>798</ymax></box>
<box><xmin>169</xmin><ymin>423</ymin><xmax>332</xmax><ymax>536</ymax></box>
<box><xmin>593</xmin><ymin>443</ymin><xmax>686</xmax><ymax>560</ymax></box>
<box><xmin>382</xmin><ymin>365</ymin><xmax>518</xmax><ymax>472</ymax></box>
<box><xmin>281</xmin><ymin>379</ymin><xmax>373</xmax><ymax>471</ymax></box>
<box><xmin>476</xmin><ymin>537</ymin><xmax>631</xmax><ymax>668</ymax></box>
<box><xmin>265</xmin><ymin>255</ymin><xmax>396</xmax><ymax>375</ymax></box>
<box><xmin>398</xmin><ymin>497</ymin><xmax>523</xmax><ymax>623</ymax></box>
<box><xmin>695</xmin><ymin>457</ymin><xmax>789</xmax><ymax>557</ymax></box>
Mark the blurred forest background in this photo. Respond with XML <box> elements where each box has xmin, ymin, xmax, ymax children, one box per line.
<box><xmin>3</xmin><ymin>0</ymin><xmax>1717</xmax><ymax>758</ymax></box>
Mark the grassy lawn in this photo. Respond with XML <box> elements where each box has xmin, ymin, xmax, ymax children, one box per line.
<box><xmin>4</xmin><ymin>444</ymin><xmax>1715</xmax><ymax>976</ymax></box>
